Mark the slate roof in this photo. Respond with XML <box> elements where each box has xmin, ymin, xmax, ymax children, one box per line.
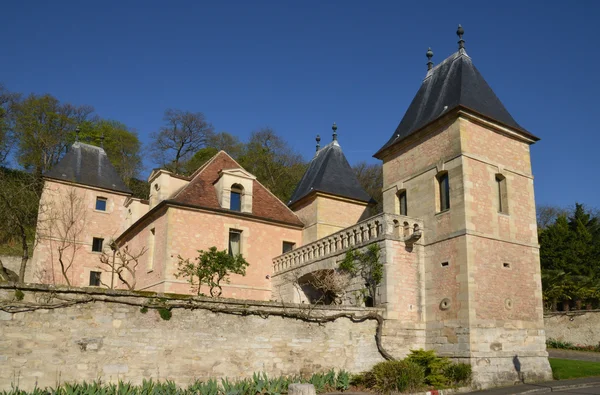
<box><xmin>374</xmin><ymin>50</ymin><xmax>538</xmax><ymax>158</ymax></box>
<box><xmin>44</xmin><ymin>142</ymin><xmax>132</xmax><ymax>194</ymax></box>
<box><xmin>172</xmin><ymin>151</ymin><xmax>304</xmax><ymax>227</ymax></box>
<box><xmin>288</xmin><ymin>140</ymin><xmax>372</xmax><ymax>207</ymax></box>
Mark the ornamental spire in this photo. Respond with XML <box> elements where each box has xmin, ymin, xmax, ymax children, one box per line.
<box><xmin>457</xmin><ymin>24</ymin><xmax>465</xmax><ymax>51</ymax></box>
<box><xmin>316</xmin><ymin>134</ymin><xmax>321</xmax><ymax>152</ymax></box>
<box><xmin>426</xmin><ymin>47</ymin><xmax>434</xmax><ymax>70</ymax></box>
<box><xmin>332</xmin><ymin>122</ymin><xmax>338</xmax><ymax>141</ymax></box>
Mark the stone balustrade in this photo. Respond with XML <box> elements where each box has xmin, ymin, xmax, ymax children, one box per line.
<box><xmin>272</xmin><ymin>213</ymin><xmax>423</xmax><ymax>275</ymax></box>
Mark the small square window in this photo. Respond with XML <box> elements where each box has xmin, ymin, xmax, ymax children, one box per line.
<box><xmin>95</xmin><ymin>197</ymin><xmax>107</xmax><ymax>211</ymax></box>
<box><xmin>282</xmin><ymin>241</ymin><xmax>295</xmax><ymax>254</ymax></box>
<box><xmin>92</xmin><ymin>237</ymin><xmax>104</xmax><ymax>252</ymax></box>
<box><xmin>503</xmin><ymin>263</ymin><xmax>511</xmax><ymax>269</ymax></box>
<box><xmin>441</xmin><ymin>261</ymin><xmax>449</xmax><ymax>267</ymax></box>
<box><xmin>228</xmin><ymin>229</ymin><xmax>242</xmax><ymax>256</ymax></box>
<box><xmin>89</xmin><ymin>271</ymin><xmax>101</xmax><ymax>286</ymax></box>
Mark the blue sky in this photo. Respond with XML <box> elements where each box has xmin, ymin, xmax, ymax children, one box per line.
<box><xmin>2</xmin><ymin>1</ymin><xmax>598</xmax><ymax>208</ymax></box>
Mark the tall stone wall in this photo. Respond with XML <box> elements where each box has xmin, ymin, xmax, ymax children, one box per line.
<box><xmin>545</xmin><ymin>311</ymin><xmax>600</xmax><ymax>346</ymax></box>
<box><xmin>0</xmin><ymin>284</ymin><xmax>384</xmax><ymax>391</ymax></box>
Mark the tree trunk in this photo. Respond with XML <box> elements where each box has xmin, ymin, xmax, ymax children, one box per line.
<box><xmin>586</xmin><ymin>303</ymin><xmax>593</xmax><ymax>310</ymax></box>
<box><xmin>562</xmin><ymin>301</ymin><xmax>570</xmax><ymax>311</ymax></box>
<box><xmin>19</xmin><ymin>225</ymin><xmax>29</xmax><ymax>284</ymax></box>
<box><xmin>575</xmin><ymin>299</ymin><xmax>583</xmax><ymax>310</ymax></box>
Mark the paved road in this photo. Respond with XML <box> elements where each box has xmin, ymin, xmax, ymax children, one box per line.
<box><xmin>552</xmin><ymin>385</ymin><xmax>600</xmax><ymax>393</ymax></box>
<box><xmin>549</xmin><ymin>349</ymin><xmax>600</xmax><ymax>362</ymax></box>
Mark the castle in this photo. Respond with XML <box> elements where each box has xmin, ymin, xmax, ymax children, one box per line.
<box><xmin>30</xmin><ymin>27</ymin><xmax>552</xmax><ymax>387</ymax></box>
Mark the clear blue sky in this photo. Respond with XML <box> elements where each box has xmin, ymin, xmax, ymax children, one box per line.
<box><xmin>2</xmin><ymin>1</ymin><xmax>598</xmax><ymax>208</ymax></box>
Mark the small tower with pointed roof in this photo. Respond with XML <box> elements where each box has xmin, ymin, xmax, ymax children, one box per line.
<box><xmin>289</xmin><ymin>123</ymin><xmax>373</xmax><ymax>243</ymax></box>
<box><xmin>374</xmin><ymin>26</ymin><xmax>552</xmax><ymax>386</ymax></box>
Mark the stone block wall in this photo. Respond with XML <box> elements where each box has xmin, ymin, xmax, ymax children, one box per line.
<box><xmin>0</xmin><ymin>284</ymin><xmax>384</xmax><ymax>391</ymax></box>
<box><xmin>545</xmin><ymin>311</ymin><xmax>600</xmax><ymax>346</ymax></box>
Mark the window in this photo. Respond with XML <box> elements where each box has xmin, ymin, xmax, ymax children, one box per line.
<box><xmin>92</xmin><ymin>237</ymin><xmax>104</xmax><ymax>252</ymax></box>
<box><xmin>282</xmin><ymin>241</ymin><xmax>295</xmax><ymax>254</ymax></box>
<box><xmin>496</xmin><ymin>174</ymin><xmax>508</xmax><ymax>214</ymax></box>
<box><xmin>230</xmin><ymin>184</ymin><xmax>243</xmax><ymax>211</ymax></box>
<box><xmin>95</xmin><ymin>197</ymin><xmax>107</xmax><ymax>211</ymax></box>
<box><xmin>89</xmin><ymin>271</ymin><xmax>101</xmax><ymax>286</ymax></box>
<box><xmin>437</xmin><ymin>172</ymin><xmax>450</xmax><ymax>211</ymax></box>
<box><xmin>148</xmin><ymin>228</ymin><xmax>155</xmax><ymax>271</ymax></box>
<box><xmin>228</xmin><ymin>229</ymin><xmax>242</xmax><ymax>256</ymax></box>
<box><xmin>398</xmin><ymin>190</ymin><xmax>407</xmax><ymax>216</ymax></box>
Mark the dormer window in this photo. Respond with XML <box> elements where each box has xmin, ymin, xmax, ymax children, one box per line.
<box><xmin>214</xmin><ymin>168</ymin><xmax>256</xmax><ymax>214</ymax></box>
<box><xmin>230</xmin><ymin>184</ymin><xmax>243</xmax><ymax>211</ymax></box>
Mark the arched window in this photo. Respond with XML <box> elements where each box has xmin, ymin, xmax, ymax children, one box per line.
<box><xmin>230</xmin><ymin>184</ymin><xmax>243</xmax><ymax>211</ymax></box>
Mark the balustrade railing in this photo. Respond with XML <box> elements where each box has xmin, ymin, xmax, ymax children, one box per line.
<box><xmin>272</xmin><ymin>213</ymin><xmax>422</xmax><ymax>275</ymax></box>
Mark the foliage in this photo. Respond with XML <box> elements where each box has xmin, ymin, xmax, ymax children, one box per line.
<box><xmin>407</xmin><ymin>349</ymin><xmax>452</xmax><ymax>388</ymax></box>
<box><xmin>139</xmin><ymin>306</ymin><xmax>148</xmax><ymax>314</ymax></box>
<box><xmin>176</xmin><ymin>247</ymin><xmax>249</xmax><ymax>296</ymax></box>
<box><xmin>547</xmin><ymin>338</ymin><xmax>600</xmax><ymax>353</ymax></box>
<box><xmin>339</xmin><ymin>244</ymin><xmax>383</xmax><ymax>306</ymax></box>
<box><xmin>14</xmin><ymin>290</ymin><xmax>25</xmax><ymax>301</ymax></box>
<box><xmin>150</xmin><ymin>109</ymin><xmax>214</xmax><ymax>174</ymax></box>
<box><xmin>78</xmin><ymin>119</ymin><xmax>143</xmax><ymax>183</ymax></box>
<box><xmin>443</xmin><ymin>363</ymin><xmax>472</xmax><ymax>386</ymax></box>
<box><xmin>1</xmin><ymin>370</ymin><xmax>357</xmax><ymax>395</ymax></box>
<box><xmin>0</xmin><ymin>84</ymin><xmax>20</xmax><ymax>165</ymax></box>
<box><xmin>13</xmin><ymin>93</ymin><xmax>93</xmax><ymax>178</ymax></box>
<box><xmin>539</xmin><ymin>203</ymin><xmax>600</xmax><ymax>310</ymax></box>
<box><xmin>237</xmin><ymin>128</ymin><xmax>307</xmax><ymax>204</ymax></box>
<box><xmin>352</xmin><ymin>161</ymin><xmax>382</xmax><ymax>215</ymax></box>
<box><xmin>549</xmin><ymin>358</ymin><xmax>600</xmax><ymax>380</ymax></box>
<box><xmin>158</xmin><ymin>307</ymin><xmax>172</xmax><ymax>321</ymax></box>
<box><xmin>368</xmin><ymin>360</ymin><xmax>425</xmax><ymax>393</ymax></box>
<box><xmin>0</xmin><ymin>167</ymin><xmax>42</xmax><ymax>282</ymax></box>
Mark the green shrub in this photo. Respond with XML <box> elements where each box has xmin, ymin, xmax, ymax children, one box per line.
<box><xmin>158</xmin><ymin>307</ymin><xmax>172</xmax><ymax>321</ymax></box>
<box><xmin>336</xmin><ymin>370</ymin><xmax>350</xmax><ymax>391</ymax></box>
<box><xmin>444</xmin><ymin>363</ymin><xmax>472</xmax><ymax>385</ymax></box>
<box><xmin>407</xmin><ymin>349</ymin><xmax>452</xmax><ymax>388</ymax></box>
<box><xmin>139</xmin><ymin>306</ymin><xmax>148</xmax><ymax>314</ymax></box>
<box><xmin>370</xmin><ymin>360</ymin><xmax>425</xmax><ymax>393</ymax></box>
<box><xmin>14</xmin><ymin>289</ymin><xmax>24</xmax><ymax>301</ymax></box>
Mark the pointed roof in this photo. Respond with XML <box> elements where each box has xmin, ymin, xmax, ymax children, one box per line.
<box><xmin>172</xmin><ymin>151</ymin><xmax>304</xmax><ymax>227</ymax></box>
<box><xmin>44</xmin><ymin>142</ymin><xmax>132</xmax><ymax>194</ymax></box>
<box><xmin>374</xmin><ymin>50</ymin><xmax>539</xmax><ymax>158</ymax></box>
<box><xmin>288</xmin><ymin>140</ymin><xmax>372</xmax><ymax>207</ymax></box>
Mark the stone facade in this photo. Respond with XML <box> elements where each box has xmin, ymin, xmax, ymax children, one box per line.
<box><xmin>0</xmin><ymin>285</ymin><xmax>383</xmax><ymax>391</ymax></box>
<box><xmin>545</xmin><ymin>311</ymin><xmax>600</xmax><ymax>346</ymax></box>
<box><xmin>30</xmin><ymin>180</ymin><xmax>130</xmax><ymax>287</ymax></box>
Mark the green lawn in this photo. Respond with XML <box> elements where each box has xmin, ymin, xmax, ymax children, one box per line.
<box><xmin>550</xmin><ymin>358</ymin><xmax>600</xmax><ymax>380</ymax></box>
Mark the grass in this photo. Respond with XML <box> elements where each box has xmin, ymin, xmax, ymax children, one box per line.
<box><xmin>550</xmin><ymin>358</ymin><xmax>600</xmax><ymax>380</ymax></box>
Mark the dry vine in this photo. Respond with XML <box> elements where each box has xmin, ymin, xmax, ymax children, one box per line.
<box><xmin>0</xmin><ymin>286</ymin><xmax>394</xmax><ymax>361</ymax></box>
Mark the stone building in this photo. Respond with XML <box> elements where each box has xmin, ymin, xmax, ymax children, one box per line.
<box><xmin>30</xmin><ymin>27</ymin><xmax>552</xmax><ymax>387</ymax></box>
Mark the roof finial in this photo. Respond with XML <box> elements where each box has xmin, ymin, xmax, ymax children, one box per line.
<box><xmin>75</xmin><ymin>126</ymin><xmax>80</xmax><ymax>142</ymax></box>
<box><xmin>100</xmin><ymin>132</ymin><xmax>105</xmax><ymax>149</ymax></box>
<box><xmin>316</xmin><ymin>134</ymin><xmax>321</xmax><ymax>152</ymax></box>
<box><xmin>332</xmin><ymin>122</ymin><xmax>338</xmax><ymax>141</ymax></box>
<box><xmin>426</xmin><ymin>47</ymin><xmax>434</xmax><ymax>70</ymax></box>
<box><xmin>457</xmin><ymin>24</ymin><xmax>465</xmax><ymax>51</ymax></box>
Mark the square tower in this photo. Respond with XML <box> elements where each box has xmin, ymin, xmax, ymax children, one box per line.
<box><xmin>374</xmin><ymin>29</ymin><xmax>552</xmax><ymax>387</ymax></box>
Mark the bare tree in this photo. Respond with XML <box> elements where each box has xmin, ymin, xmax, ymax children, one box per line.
<box><xmin>150</xmin><ymin>109</ymin><xmax>214</xmax><ymax>173</ymax></box>
<box><xmin>42</xmin><ymin>187</ymin><xmax>87</xmax><ymax>286</ymax></box>
<box><xmin>0</xmin><ymin>169</ymin><xmax>43</xmax><ymax>283</ymax></box>
<box><xmin>0</xmin><ymin>84</ymin><xmax>20</xmax><ymax>165</ymax></box>
<box><xmin>98</xmin><ymin>241</ymin><xmax>147</xmax><ymax>290</ymax></box>
<box><xmin>353</xmin><ymin>161</ymin><xmax>382</xmax><ymax>215</ymax></box>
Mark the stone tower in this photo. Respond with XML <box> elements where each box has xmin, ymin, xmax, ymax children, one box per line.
<box><xmin>374</xmin><ymin>27</ymin><xmax>552</xmax><ymax>386</ymax></box>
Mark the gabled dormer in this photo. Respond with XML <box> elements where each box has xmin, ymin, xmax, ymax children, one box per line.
<box><xmin>214</xmin><ymin>168</ymin><xmax>256</xmax><ymax>213</ymax></box>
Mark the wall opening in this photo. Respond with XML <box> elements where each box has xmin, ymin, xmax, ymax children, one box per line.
<box><xmin>496</xmin><ymin>174</ymin><xmax>508</xmax><ymax>214</ymax></box>
<box><xmin>436</xmin><ymin>171</ymin><xmax>450</xmax><ymax>212</ymax></box>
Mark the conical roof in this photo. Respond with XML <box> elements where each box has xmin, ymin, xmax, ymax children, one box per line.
<box><xmin>375</xmin><ymin>50</ymin><xmax>538</xmax><ymax>158</ymax></box>
<box><xmin>44</xmin><ymin>142</ymin><xmax>132</xmax><ymax>194</ymax></box>
<box><xmin>288</xmin><ymin>140</ymin><xmax>371</xmax><ymax>207</ymax></box>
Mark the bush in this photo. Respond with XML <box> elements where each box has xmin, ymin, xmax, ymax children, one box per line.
<box><xmin>370</xmin><ymin>360</ymin><xmax>425</xmax><ymax>393</ymax></box>
<box><xmin>407</xmin><ymin>349</ymin><xmax>452</xmax><ymax>388</ymax></box>
<box><xmin>444</xmin><ymin>363</ymin><xmax>472</xmax><ymax>385</ymax></box>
